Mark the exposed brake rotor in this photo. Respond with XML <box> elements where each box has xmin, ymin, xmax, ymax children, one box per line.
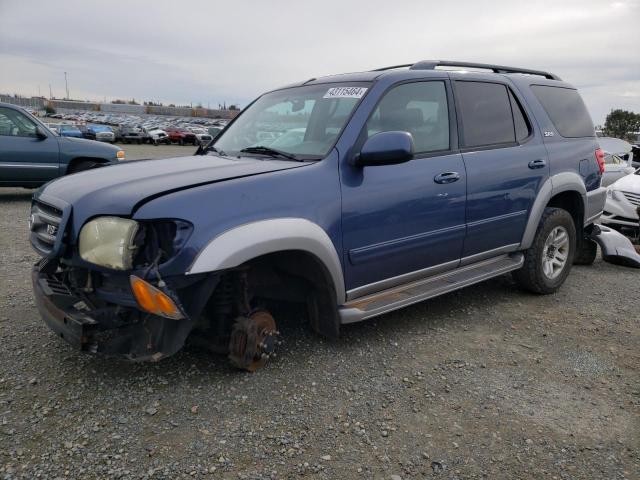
<box><xmin>228</xmin><ymin>310</ymin><xmax>281</xmax><ymax>372</ymax></box>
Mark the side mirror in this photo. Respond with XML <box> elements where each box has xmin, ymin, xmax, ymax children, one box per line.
<box><xmin>352</xmin><ymin>131</ymin><xmax>414</xmax><ymax>167</ymax></box>
<box><xmin>35</xmin><ymin>126</ymin><xmax>48</xmax><ymax>140</ymax></box>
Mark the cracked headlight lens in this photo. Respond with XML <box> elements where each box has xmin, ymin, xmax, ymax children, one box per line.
<box><xmin>79</xmin><ymin>217</ymin><xmax>139</xmax><ymax>270</ymax></box>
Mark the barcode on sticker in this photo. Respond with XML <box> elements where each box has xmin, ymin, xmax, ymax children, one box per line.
<box><xmin>323</xmin><ymin>87</ymin><xmax>368</xmax><ymax>99</ymax></box>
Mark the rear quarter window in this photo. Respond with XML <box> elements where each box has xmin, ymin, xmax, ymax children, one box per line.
<box><xmin>530</xmin><ymin>85</ymin><xmax>594</xmax><ymax>138</ymax></box>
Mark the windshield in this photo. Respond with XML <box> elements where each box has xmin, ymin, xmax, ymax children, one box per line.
<box><xmin>213</xmin><ymin>83</ymin><xmax>369</xmax><ymax>159</ymax></box>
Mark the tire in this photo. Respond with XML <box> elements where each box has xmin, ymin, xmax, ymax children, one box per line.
<box><xmin>513</xmin><ymin>207</ymin><xmax>576</xmax><ymax>294</ymax></box>
<box><xmin>573</xmin><ymin>237</ymin><xmax>598</xmax><ymax>265</ymax></box>
<box><xmin>68</xmin><ymin>160</ymin><xmax>101</xmax><ymax>174</ymax></box>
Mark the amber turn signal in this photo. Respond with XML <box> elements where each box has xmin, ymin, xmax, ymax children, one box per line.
<box><xmin>130</xmin><ymin>275</ymin><xmax>184</xmax><ymax>320</ymax></box>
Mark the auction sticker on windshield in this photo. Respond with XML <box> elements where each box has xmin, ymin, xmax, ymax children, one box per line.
<box><xmin>323</xmin><ymin>87</ymin><xmax>368</xmax><ymax>99</ymax></box>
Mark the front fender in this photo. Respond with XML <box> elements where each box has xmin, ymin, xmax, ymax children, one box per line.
<box><xmin>186</xmin><ymin>218</ymin><xmax>346</xmax><ymax>303</ymax></box>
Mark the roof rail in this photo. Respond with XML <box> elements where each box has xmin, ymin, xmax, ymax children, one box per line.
<box><xmin>373</xmin><ymin>60</ymin><xmax>561</xmax><ymax>80</ymax></box>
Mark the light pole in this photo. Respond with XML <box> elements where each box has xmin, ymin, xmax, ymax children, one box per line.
<box><xmin>64</xmin><ymin>72</ymin><xmax>69</xmax><ymax>99</ymax></box>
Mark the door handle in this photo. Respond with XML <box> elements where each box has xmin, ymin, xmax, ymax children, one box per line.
<box><xmin>528</xmin><ymin>159</ymin><xmax>547</xmax><ymax>169</ymax></box>
<box><xmin>434</xmin><ymin>171</ymin><xmax>460</xmax><ymax>184</ymax></box>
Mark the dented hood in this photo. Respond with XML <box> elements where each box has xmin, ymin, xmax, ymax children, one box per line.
<box><xmin>36</xmin><ymin>155</ymin><xmax>307</xmax><ymax>228</ymax></box>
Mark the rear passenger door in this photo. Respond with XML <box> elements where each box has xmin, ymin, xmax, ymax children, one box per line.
<box><xmin>452</xmin><ymin>77</ymin><xmax>549</xmax><ymax>261</ymax></box>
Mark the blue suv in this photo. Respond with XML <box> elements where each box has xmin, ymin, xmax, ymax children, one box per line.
<box><xmin>30</xmin><ymin>61</ymin><xmax>616</xmax><ymax>370</ymax></box>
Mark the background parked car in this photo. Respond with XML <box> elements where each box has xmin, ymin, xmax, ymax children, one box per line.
<box><xmin>57</xmin><ymin>124</ymin><xmax>84</xmax><ymax>138</ymax></box>
<box><xmin>79</xmin><ymin>124</ymin><xmax>115</xmax><ymax>143</ymax></box>
<box><xmin>601</xmin><ymin>169</ymin><xmax>640</xmax><ymax>238</ymax></box>
<box><xmin>188</xmin><ymin>127</ymin><xmax>213</xmax><ymax>145</ymax></box>
<box><xmin>44</xmin><ymin>123</ymin><xmax>61</xmax><ymax>134</ymax></box>
<box><xmin>89</xmin><ymin>125</ymin><xmax>115</xmax><ymax>143</ymax></box>
<box><xmin>142</xmin><ymin>127</ymin><xmax>171</xmax><ymax>145</ymax></box>
<box><xmin>598</xmin><ymin>137</ymin><xmax>635</xmax><ymax>187</ymax></box>
<box><xmin>0</xmin><ymin>102</ymin><xmax>124</xmax><ymax>187</ymax></box>
<box><xmin>165</xmin><ymin>127</ymin><xmax>197</xmax><ymax>145</ymax></box>
<box><xmin>115</xmin><ymin>126</ymin><xmax>145</xmax><ymax>144</ymax></box>
<box><xmin>601</xmin><ymin>152</ymin><xmax>635</xmax><ymax>187</ymax></box>
<box><xmin>207</xmin><ymin>126</ymin><xmax>223</xmax><ymax>139</ymax></box>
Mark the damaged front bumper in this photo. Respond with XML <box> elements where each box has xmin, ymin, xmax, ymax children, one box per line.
<box><xmin>32</xmin><ymin>265</ymin><xmax>217</xmax><ymax>361</ymax></box>
<box><xmin>589</xmin><ymin>225</ymin><xmax>640</xmax><ymax>268</ymax></box>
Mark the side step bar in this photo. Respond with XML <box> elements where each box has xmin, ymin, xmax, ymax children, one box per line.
<box><xmin>339</xmin><ymin>253</ymin><xmax>524</xmax><ymax>324</ymax></box>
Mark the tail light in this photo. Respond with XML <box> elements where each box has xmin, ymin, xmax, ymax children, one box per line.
<box><xmin>595</xmin><ymin>148</ymin><xmax>605</xmax><ymax>174</ymax></box>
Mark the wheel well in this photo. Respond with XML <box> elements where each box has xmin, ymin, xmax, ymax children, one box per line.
<box><xmin>547</xmin><ymin>190</ymin><xmax>584</xmax><ymax>238</ymax></box>
<box><xmin>244</xmin><ymin>250</ymin><xmax>340</xmax><ymax>338</ymax></box>
<box><xmin>199</xmin><ymin>250</ymin><xmax>341</xmax><ymax>340</ymax></box>
<box><xmin>66</xmin><ymin>157</ymin><xmax>107</xmax><ymax>174</ymax></box>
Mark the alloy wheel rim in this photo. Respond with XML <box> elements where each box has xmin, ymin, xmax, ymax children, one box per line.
<box><xmin>542</xmin><ymin>226</ymin><xmax>569</xmax><ymax>279</ymax></box>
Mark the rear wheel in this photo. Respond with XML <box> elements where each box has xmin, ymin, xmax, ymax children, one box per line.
<box><xmin>513</xmin><ymin>208</ymin><xmax>576</xmax><ymax>294</ymax></box>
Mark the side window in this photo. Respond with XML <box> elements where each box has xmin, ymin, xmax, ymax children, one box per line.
<box><xmin>366</xmin><ymin>81</ymin><xmax>449</xmax><ymax>154</ymax></box>
<box><xmin>456</xmin><ymin>81</ymin><xmax>515</xmax><ymax>148</ymax></box>
<box><xmin>530</xmin><ymin>85</ymin><xmax>594</xmax><ymax>138</ymax></box>
<box><xmin>0</xmin><ymin>107</ymin><xmax>37</xmax><ymax>137</ymax></box>
<box><xmin>508</xmin><ymin>90</ymin><xmax>531</xmax><ymax>142</ymax></box>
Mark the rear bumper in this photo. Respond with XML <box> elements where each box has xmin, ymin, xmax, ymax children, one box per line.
<box><xmin>32</xmin><ymin>266</ymin><xmax>197</xmax><ymax>361</ymax></box>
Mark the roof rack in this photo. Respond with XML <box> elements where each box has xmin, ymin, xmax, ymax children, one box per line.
<box><xmin>373</xmin><ymin>60</ymin><xmax>561</xmax><ymax>80</ymax></box>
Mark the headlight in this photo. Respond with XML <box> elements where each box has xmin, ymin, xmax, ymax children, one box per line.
<box><xmin>79</xmin><ymin>217</ymin><xmax>139</xmax><ymax>270</ymax></box>
<box><xmin>606</xmin><ymin>189</ymin><xmax>622</xmax><ymax>201</ymax></box>
<box><xmin>116</xmin><ymin>150</ymin><xmax>125</xmax><ymax>160</ymax></box>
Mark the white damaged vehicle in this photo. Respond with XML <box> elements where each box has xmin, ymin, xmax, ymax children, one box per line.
<box><xmin>598</xmin><ymin>137</ymin><xmax>635</xmax><ymax>187</ymax></box>
<box><xmin>143</xmin><ymin>127</ymin><xmax>171</xmax><ymax>146</ymax></box>
<box><xmin>601</xmin><ymin>169</ymin><xmax>640</xmax><ymax>235</ymax></box>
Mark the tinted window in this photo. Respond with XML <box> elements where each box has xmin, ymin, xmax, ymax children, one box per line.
<box><xmin>509</xmin><ymin>90</ymin><xmax>531</xmax><ymax>142</ymax></box>
<box><xmin>531</xmin><ymin>85</ymin><xmax>594</xmax><ymax>138</ymax></box>
<box><xmin>0</xmin><ymin>107</ymin><xmax>37</xmax><ymax>137</ymax></box>
<box><xmin>456</xmin><ymin>81</ymin><xmax>515</xmax><ymax>147</ymax></box>
<box><xmin>366</xmin><ymin>81</ymin><xmax>449</xmax><ymax>153</ymax></box>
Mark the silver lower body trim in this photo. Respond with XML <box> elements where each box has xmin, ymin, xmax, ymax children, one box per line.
<box><xmin>459</xmin><ymin>243</ymin><xmax>520</xmax><ymax>266</ymax></box>
<box><xmin>346</xmin><ymin>259</ymin><xmax>459</xmax><ymax>301</ymax></box>
<box><xmin>339</xmin><ymin>253</ymin><xmax>524</xmax><ymax>324</ymax></box>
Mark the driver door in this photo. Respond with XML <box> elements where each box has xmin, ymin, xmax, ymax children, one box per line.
<box><xmin>0</xmin><ymin>106</ymin><xmax>60</xmax><ymax>184</ymax></box>
<box><xmin>340</xmin><ymin>80</ymin><xmax>467</xmax><ymax>296</ymax></box>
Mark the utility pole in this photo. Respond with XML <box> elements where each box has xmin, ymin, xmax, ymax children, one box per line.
<box><xmin>49</xmin><ymin>84</ymin><xmax>52</xmax><ymax>99</ymax></box>
<box><xmin>64</xmin><ymin>72</ymin><xmax>69</xmax><ymax>99</ymax></box>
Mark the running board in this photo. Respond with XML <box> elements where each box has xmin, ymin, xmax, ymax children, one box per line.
<box><xmin>339</xmin><ymin>253</ymin><xmax>524</xmax><ymax>324</ymax></box>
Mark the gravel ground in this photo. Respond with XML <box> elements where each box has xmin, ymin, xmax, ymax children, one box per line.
<box><xmin>1</xmin><ymin>148</ymin><xmax>638</xmax><ymax>479</ymax></box>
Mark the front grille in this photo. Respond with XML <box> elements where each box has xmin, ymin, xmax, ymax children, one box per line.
<box><xmin>30</xmin><ymin>200</ymin><xmax>64</xmax><ymax>257</ymax></box>
<box><xmin>622</xmin><ymin>191</ymin><xmax>640</xmax><ymax>207</ymax></box>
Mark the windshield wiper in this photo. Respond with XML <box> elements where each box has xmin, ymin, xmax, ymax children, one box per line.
<box><xmin>197</xmin><ymin>142</ymin><xmax>227</xmax><ymax>156</ymax></box>
<box><xmin>240</xmin><ymin>146</ymin><xmax>300</xmax><ymax>161</ymax></box>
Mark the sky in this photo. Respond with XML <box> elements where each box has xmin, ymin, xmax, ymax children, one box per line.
<box><xmin>0</xmin><ymin>0</ymin><xmax>639</xmax><ymax>124</ymax></box>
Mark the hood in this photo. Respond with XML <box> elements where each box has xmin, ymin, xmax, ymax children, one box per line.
<box><xmin>37</xmin><ymin>154</ymin><xmax>308</xmax><ymax>220</ymax></box>
<box><xmin>598</xmin><ymin>137</ymin><xmax>632</xmax><ymax>155</ymax></box>
<box><xmin>59</xmin><ymin>135</ymin><xmax>120</xmax><ymax>153</ymax></box>
<box><xmin>610</xmin><ymin>170</ymin><xmax>640</xmax><ymax>193</ymax></box>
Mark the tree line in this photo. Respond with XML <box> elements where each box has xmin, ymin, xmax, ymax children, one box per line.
<box><xmin>602</xmin><ymin>109</ymin><xmax>640</xmax><ymax>141</ymax></box>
